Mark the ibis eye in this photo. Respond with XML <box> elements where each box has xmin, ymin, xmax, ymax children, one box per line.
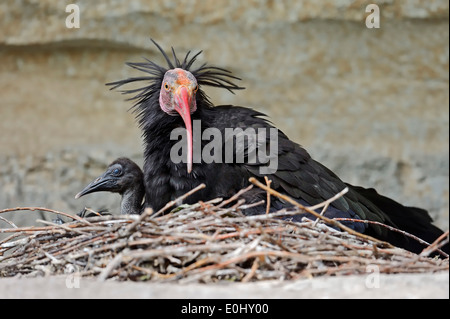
<box><xmin>194</xmin><ymin>85</ymin><xmax>198</xmax><ymax>93</ymax></box>
<box><xmin>164</xmin><ymin>83</ymin><xmax>170</xmax><ymax>91</ymax></box>
<box><xmin>112</xmin><ymin>168</ymin><xmax>122</xmax><ymax>176</ymax></box>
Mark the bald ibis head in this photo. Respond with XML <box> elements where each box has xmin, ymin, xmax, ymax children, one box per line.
<box><xmin>159</xmin><ymin>68</ymin><xmax>199</xmax><ymax>172</ymax></box>
<box><xmin>75</xmin><ymin>158</ymin><xmax>144</xmax><ymax>215</ymax></box>
<box><xmin>107</xmin><ymin>40</ymin><xmax>244</xmax><ymax>175</ymax></box>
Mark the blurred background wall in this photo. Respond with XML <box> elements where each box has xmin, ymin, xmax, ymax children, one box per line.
<box><xmin>0</xmin><ymin>0</ymin><xmax>448</xmax><ymax>229</ymax></box>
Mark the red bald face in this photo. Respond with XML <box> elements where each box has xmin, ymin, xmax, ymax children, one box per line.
<box><xmin>159</xmin><ymin>68</ymin><xmax>198</xmax><ymax>115</ymax></box>
<box><xmin>159</xmin><ymin>68</ymin><xmax>199</xmax><ymax>173</ymax></box>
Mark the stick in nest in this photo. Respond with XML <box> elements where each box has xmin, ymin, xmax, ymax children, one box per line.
<box><xmin>0</xmin><ymin>216</ymin><xmax>18</xmax><ymax>229</ymax></box>
<box><xmin>420</xmin><ymin>230</ymin><xmax>449</xmax><ymax>258</ymax></box>
<box><xmin>0</xmin><ymin>207</ymin><xmax>88</xmax><ymax>224</ymax></box>
<box><xmin>264</xmin><ymin>176</ymin><xmax>272</xmax><ymax>215</ymax></box>
<box><xmin>151</xmin><ymin>183</ymin><xmax>207</xmax><ymax>219</ymax></box>
<box><xmin>334</xmin><ymin>218</ymin><xmax>448</xmax><ymax>258</ymax></box>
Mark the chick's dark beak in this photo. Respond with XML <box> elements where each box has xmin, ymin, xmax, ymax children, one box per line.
<box><xmin>75</xmin><ymin>172</ymin><xmax>117</xmax><ymax>199</ymax></box>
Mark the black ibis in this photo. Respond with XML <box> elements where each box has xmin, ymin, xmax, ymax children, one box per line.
<box><xmin>75</xmin><ymin>158</ymin><xmax>144</xmax><ymax>215</ymax></box>
<box><xmin>106</xmin><ymin>40</ymin><xmax>448</xmax><ymax>255</ymax></box>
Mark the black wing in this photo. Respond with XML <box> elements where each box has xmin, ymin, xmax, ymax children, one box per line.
<box><xmin>206</xmin><ymin>105</ymin><xmax>399</xmax><ymax>237</ymax></box>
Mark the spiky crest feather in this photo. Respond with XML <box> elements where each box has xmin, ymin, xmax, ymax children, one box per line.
<box><xmin>106</xmin><ymin>39</ymin><xmax>245</xmax><ymax>117</ymax></box>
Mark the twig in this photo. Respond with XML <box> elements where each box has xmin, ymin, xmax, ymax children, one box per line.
<box><xmin>1</xmin><ymin>225</ymin><xmax>65</xmax><ymax>234</ymax></box>
<box><xmin>0</xmin><ymin>207</ymin><xmax>88</xmax><ymax>223</ymax></box>
<box><xmin>150</xmin><ymin>183</ymin><xmax>206</xmax><ymax>219</ymax></box>
<box><xmin>98</xmin><ymin>252</ymin><xmax>125</xmax><ymax>281</ymax></box>
<box><xmin>242</xmin><ymin>257</ymin><xmax>259</xmax><ymax>282</ymax></box>
<box><xmin>334</xmin><ymin>218</ymin><xmax>448</xmax><ymax>258</ymax></box>
<box><xmin>312</xmin><ymin>202</ymin><xmax>329</xmax><ymax>227</ymax></box>
<box><xmin>217</xmin><ymin>185</ymin><xmax>253</xmax><ymax>208</ymax></box>
<box><xmin>308</xmin><ymin>187</ymin><xmax>349</xmax><ymax>211</ymax></box>
<box><xmin>420</xmin><ymin>230</ymin><xmax>449</xmax><ymax>258</ymax></box>
<box><xmin>0</xmin><ymin>216</ymin><xmax>18</xmax><ymax>228</ymax></box>
<box><xmin>264</xmin><ymin>176</ymin><xmax>272</xmax><ymax>215</ymax></box>
<box><xmin>37</xmin><ymin>219</ymin><xmax>88</xmax><ymax>236</ymax></box>
<box><xmin>238</xmin><ymin>200</ymin><xmax>265</xmax><ymax>210</ymax></box>
<box><xmin>123</xmin><ymin>207</ymin><xmax>154</xmax><ymax>236</ymax></box>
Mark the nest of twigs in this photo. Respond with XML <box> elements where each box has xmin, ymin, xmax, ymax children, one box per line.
<box><xmin>0</xmin><ymin>179</ymin><xmax>448</xmax><ymax>283</ymax></box>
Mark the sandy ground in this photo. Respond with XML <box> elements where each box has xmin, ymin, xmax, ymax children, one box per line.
<box><xmin>0</xmin><ymin>272</ymin><xmax>448</xmax><ymax>299</ymax></box>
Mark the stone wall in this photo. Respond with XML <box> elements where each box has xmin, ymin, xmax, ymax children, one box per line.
<box><xmin>0</xmin><ymin>0</ymin><xmax>448</xmax><ymax>229</ymax></box>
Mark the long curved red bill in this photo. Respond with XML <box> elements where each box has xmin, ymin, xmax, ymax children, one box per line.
<box><xmin>174</xmin><ymin>86</ymin><xmax>193</xmax><ymax>173</ymax></box>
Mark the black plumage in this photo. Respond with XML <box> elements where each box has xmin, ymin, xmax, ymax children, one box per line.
<box><xmin>107</xmin><ymin>40</ymin><xmax>448</xmax><ymax>256</ymax></box>
<box><xmin>75</xmin><ymin>158</ymin><xmax>144</xmax><ymax>215</ymax></box>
